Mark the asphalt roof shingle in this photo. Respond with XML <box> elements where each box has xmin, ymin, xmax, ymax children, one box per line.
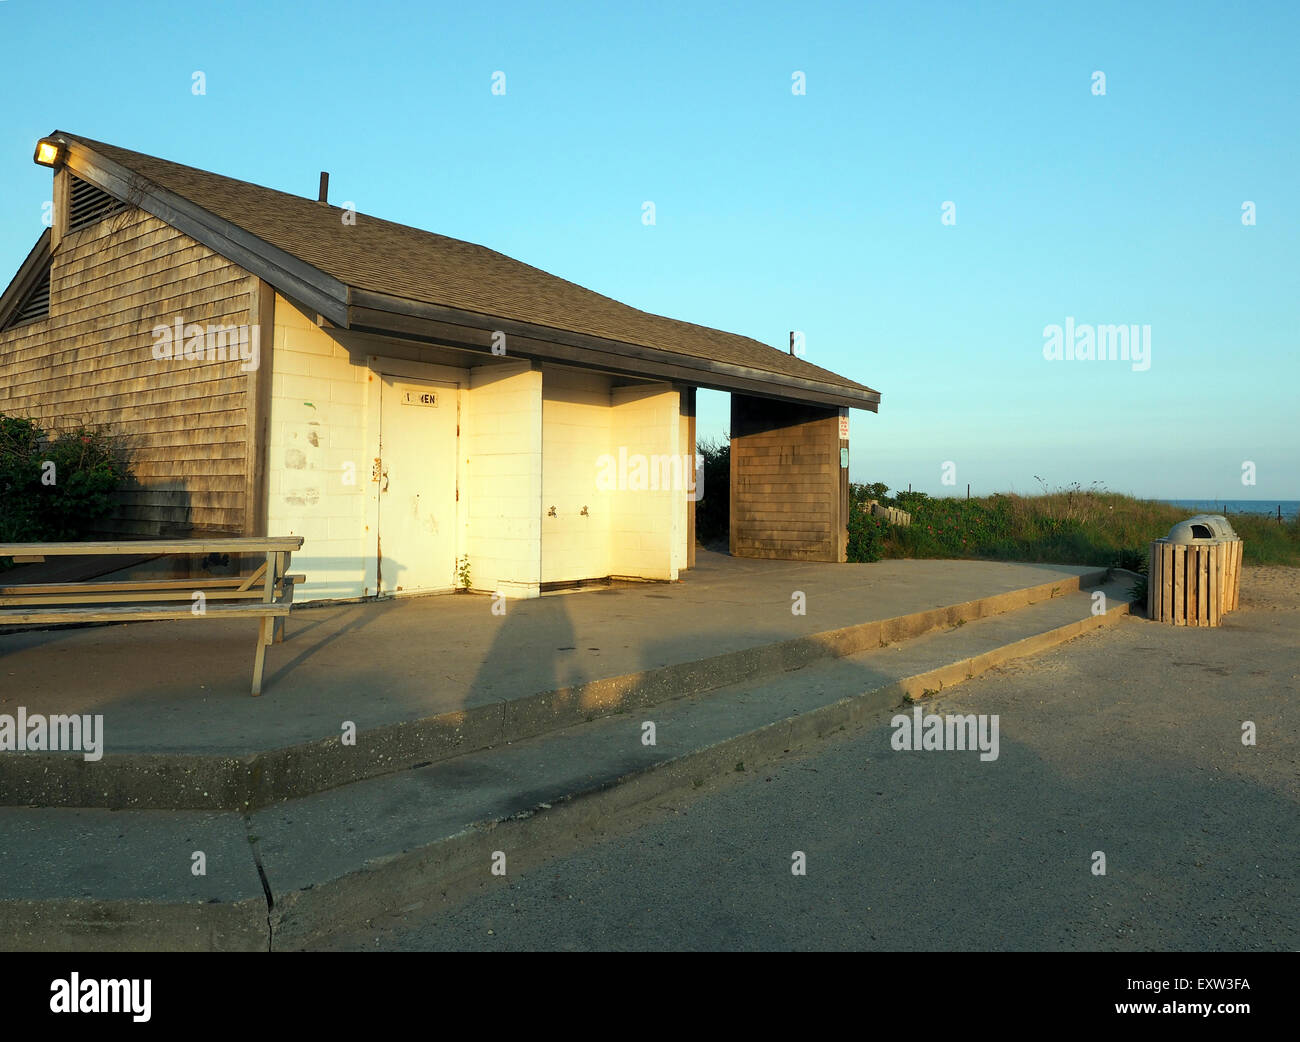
<box><xmin>64</xmin><ymin>134</ymin><xmax>878</xmax><ymax>399</ymax></box>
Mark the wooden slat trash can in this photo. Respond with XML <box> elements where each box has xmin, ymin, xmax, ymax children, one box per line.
<box><xmin>1148</xmin><ymin>515</ymin><xmax>1242</xmax><ymax>626</ymax></box>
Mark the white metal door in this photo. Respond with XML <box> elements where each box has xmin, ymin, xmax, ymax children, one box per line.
<box><xmin>377</xmin><ymin>376</ymin><xmax>458</xmax><ymax>594</ymax></box>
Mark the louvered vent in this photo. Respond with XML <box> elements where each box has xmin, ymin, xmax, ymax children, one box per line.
<box><xmin>67</xmin><ymin>175</ymin><xmax>128</xmax><ymax>232</ymax></box>
<box><xmin>2</xmin><ymin>267</ymin><xmax>51</xmax><ymax>329</ymax></box>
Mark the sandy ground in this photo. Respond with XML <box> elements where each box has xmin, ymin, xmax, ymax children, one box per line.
<box><xmin>1239</xmin><ymin>565</ymin><xmax>1300</xmax><ymax>612</ymax></box>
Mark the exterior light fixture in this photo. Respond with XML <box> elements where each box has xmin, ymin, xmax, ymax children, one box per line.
<box><xmin>33</xmin><ymin>138</ymin><xmax>65</xmax><ymax>167</ymax></box>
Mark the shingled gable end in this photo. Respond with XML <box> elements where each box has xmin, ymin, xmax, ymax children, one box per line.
<box><xmin>0</xmin><ymin>132</ymin><xmax>881</xmax><ymax>599</ymax></box>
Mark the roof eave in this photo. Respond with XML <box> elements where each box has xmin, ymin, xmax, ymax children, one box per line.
<box><xmin>347</xmin><ymin>287</ymin><xmax>881</xmax><ymax>412</ymax></box>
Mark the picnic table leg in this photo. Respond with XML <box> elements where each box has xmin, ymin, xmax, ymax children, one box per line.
<box><xmin>273</xmin><ymin>550</ymin><xmax>291</xmax><ymax>643</ymax></box>
<box><xmin>249</xmin><ymin>549</ymin><xmax>277</xmax><ymax>697</ymax></box>
<box><xmin>262</xmin><ymin>550</ymin><xmax>277</xmax><ymax>647</ymax></box>
<box><xmin>251</xmin><ymin>617</ymin><xmax>272</xmax><ymax>696</ymax></box>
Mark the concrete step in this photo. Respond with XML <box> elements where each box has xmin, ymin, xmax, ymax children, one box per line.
<box><xmin>1</xmin><ymin>566</ymin><xmax>1113</xmax><ymax>810</ymax></box>
<box><xmin>0</xmin><ymin>573</ymin><xmax>1137</xmax><ymax>951</ymax></box>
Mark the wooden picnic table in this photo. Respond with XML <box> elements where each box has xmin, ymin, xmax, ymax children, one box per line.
<box><xmin>0</xmin><ymin>536</ymin><xmax>305</xmax><ymax>695</ymax></box>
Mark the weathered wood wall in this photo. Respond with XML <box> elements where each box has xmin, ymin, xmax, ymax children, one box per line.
<box><xmin>729</xmin><ymin>393</ymin><xmax>847</xmax><ymax>562</ymax></box>
<box><xmin>0</xmin><ymin>205</ymin><xmax>257</xmax><ymax>535</ymax></box>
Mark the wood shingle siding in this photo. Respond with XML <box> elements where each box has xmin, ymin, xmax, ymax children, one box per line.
<box><xmin>0</xmin><ymin>208</ymin><xmax>255</xmax><ymax>536</ymax></box>
<box><xmin>729</xmin><ymin>394</ymin><xmax>848</xmax><ymax>562</ymax></box>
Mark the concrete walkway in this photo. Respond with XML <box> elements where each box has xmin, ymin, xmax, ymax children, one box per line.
<box><xmin>0</xmin><ymin>552</ymin><xmax>1097</xmax><ymax>755</ymax></box>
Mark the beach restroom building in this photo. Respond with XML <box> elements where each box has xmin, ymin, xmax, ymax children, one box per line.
<box><xmin>0</xmin><ymin>133</ymin><xmax>881</xmax><ymax>601</ymax></box>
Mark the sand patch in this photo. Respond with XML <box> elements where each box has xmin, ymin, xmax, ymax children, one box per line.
<box><xmin>1239</xmin><ymin>565</ymin><xmax>1300</xmax><ymax>612</ymax></box>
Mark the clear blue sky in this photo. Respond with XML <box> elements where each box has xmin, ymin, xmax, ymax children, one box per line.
<box><xmin>2</xmin><ymin>0</ymin><xmax>1296</xmax><ymax>499</ymax></box>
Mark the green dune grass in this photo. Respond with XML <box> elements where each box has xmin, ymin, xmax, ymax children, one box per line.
<box><xmin>851</xmin><ymin>483</ymin><xmax>1300</xmax><ymax>569</ymax></box>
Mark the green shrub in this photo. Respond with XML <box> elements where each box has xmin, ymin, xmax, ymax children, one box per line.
<box><xmin>0</xmin><ymin>415</ymin><xmax>128</xmax><ymax>544</ymax></box>
<box><xmin>847</xmin><ymin>508</ymin><xmax>888</xmax><ymax>563</ymax></box>
<box><xmin>1129</xmin><ymin>574</ymin><xmax>1149</xmax><ymax>608</ymax></box>
<box><xmin>1111</xmin><ymin>546</ymin><xmax>1148</xmax><ymax>573</ymax></box>
<box><xmin>849</xmin><ymin>481</ymin><xmax>898</xmax><ymax>511</ymax></box>
<box><xmin>694</xmin><ymin>436</ymin><xmax>730</xmax><ymax>545</ymax></box>
<box><xmin>895</xmin><ymin>489</ymin><xmax>930</xmax><ymax>513</ymax></box>
<box><xmin>0</xmin><ymin>415</ymin><xmax>42</xmax><ymax>543</ymax></box>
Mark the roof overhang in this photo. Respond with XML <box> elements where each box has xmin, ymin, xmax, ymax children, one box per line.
<box><xmin>347</xmin><ymin>288</ymin><xmax>880</xmax><ymax>411</ymax></box>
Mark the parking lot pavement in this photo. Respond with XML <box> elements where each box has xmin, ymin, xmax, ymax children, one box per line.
<box><xmin>318</xmin><ymin>595</ymin><xmax>1299</xmax><ymax>952</ymax></box>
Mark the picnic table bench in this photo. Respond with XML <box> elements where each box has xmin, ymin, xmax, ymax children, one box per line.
<box><xmin>0</xmin><ymin>537</ymin><xmax>305</xmax><ymax>695</ymax></box>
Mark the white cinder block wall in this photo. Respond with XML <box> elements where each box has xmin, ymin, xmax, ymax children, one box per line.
<box><xmin>676</xmin><ymin>395</ymin><xmax>693</xmax><ymax>573</ymax></box>
<box><xmin>609</xmin><ymin>383</ymin><xmax>683</xmax><ymax>581</ymax></box>
<box><xmin>266</xmin><ymin>295</ymin><xmax>371</xmax><ymax>600</ymax></box>
<box><xmin>541</xmin><ymin>366</ymin><xmax>613</xmax><ymax>583</ymax></box>
<box><xmin>465</xmin><ymin>362</ymin><xmax>543</xmax><ymax>597</ymax></box>
<box><xmin>268</xmin><ymin>295</ymin><xmax>474</xmax><ymax>602</ymax></box>
<box><xmin>265</xmin><ymin>302</ymin><xmax>685</xmax><ymax>601</ymax></box>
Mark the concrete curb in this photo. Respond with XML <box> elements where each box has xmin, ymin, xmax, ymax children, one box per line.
<box><xmin>1</xmin><ymin>569</ymin><xmax>1108</xmax><ymax>811</ymax></box>
<box><xmin>269</xmin><ymin>593</ymin><xmax>1133</xmax><ymax>949</ymax></box>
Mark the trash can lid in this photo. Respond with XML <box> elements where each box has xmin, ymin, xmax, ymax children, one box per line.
<box><xmin>1167</xmin><ymin>517</ymin><xmax>1231</xmax><ymax>543</ymax></box>
<box><xmin>1187</xmin><ymin>513</ymin><xmax>1239</xmax><ymax>540</ymax></box>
